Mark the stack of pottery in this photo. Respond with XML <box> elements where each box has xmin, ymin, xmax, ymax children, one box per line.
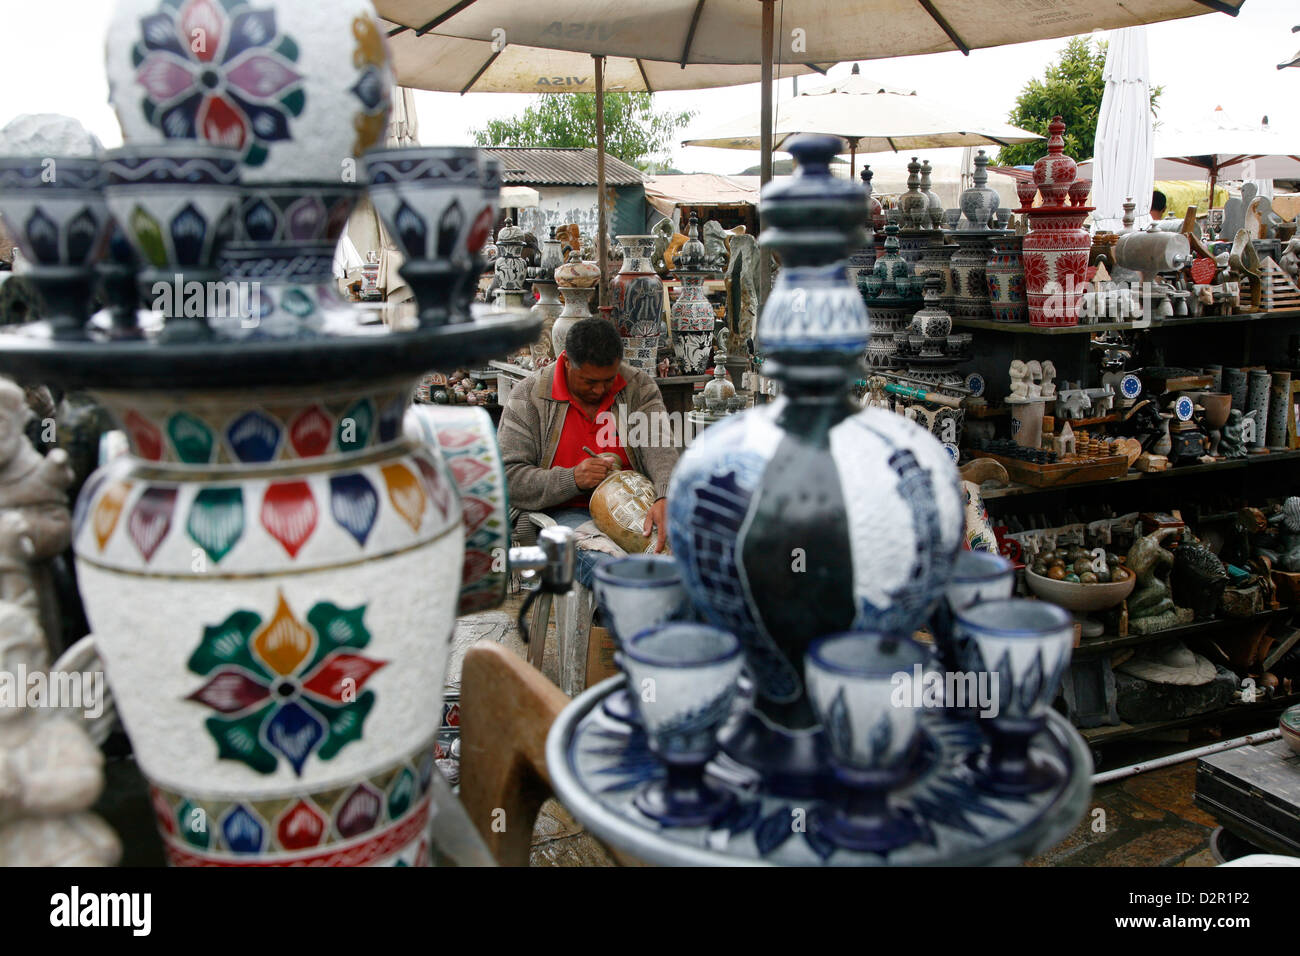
<box><xmin>0</xmin><ymin>0</ymin><xmax>545</xmax><ymax>868</ymax></box>
<box><xmin>1020</xmin><ymin>117</ymin><xmax>1092</xmax><ymax>327</ymax></box>
<box><xmin>847</xmin><ymin>165</ymin><xmax>878</xmax><ymax>282</ymax></box>
<box><xmin>669</xmin><ymin>212</ymin><xmax>719</xmax><ymax>376</ymax></box>
<box><xmin>946</xmin><ymin>150</ymin><xmax>1001</xmax><ymax>321</ymax></box>
<box><xmin>611</xmin><ymin>234</ymin><xmax>666</xmax><ymax>375</ymax></box>
<box><xmin>858</xmin><ymin>213</ymin><xmax>923</xmax><ymax>370</ymax></box>
<box><xmin>668</xmin><ymin>135</ymin><xmax>965</xmax><ymax>793</ymax></box>
<box><xmin>896</xmin><ymin>157</ymin><xmax>934</xmax><ymax>267</ymax></box>
<box><xmin>552</xmin><ymin>250</ymin><xmax>600</xmax><ymax>357</ymax></box>
<box><xmin>528</xmin><ymin>226</ymin><xmax>566</xmax><ymax>365</ymax></box>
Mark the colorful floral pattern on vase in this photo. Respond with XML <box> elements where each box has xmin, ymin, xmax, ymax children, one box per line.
<box><xmin>671</xmin><ymin>216</ymin><xmax>717</xmax><ymax>376</ymax></box>
<box><xmin>107</xmin><ymin>0</ymin><xmax>394</xmax><ymax>181</ymax></box>
<box><xmin>405</xmin><ymin>404</ymin><xmax>509</xmax><ymax>615</ymax></box>
<box><xmin>948</xmin><ymin>233</ymin><xmax>996</xmax><ymax>320</ymax></box>
<box><xmin>668</xmin><ymin>136</ymin><xmax>963</xmax><ymax>794</ymax></box>
<box><xmin>985</xmin><ymin>234</ymin><xmax>1027</xmax><ymax>322</ymax></box>
<box><xmin>611</xmin><ymin>235</ymin><xmax>665</xmax><ymax>374</ymax></box>
<box><xmin>149</xmin><ymin>747</ymin><xmax>435</xmax><ymax>865</ymax></box>
<box><xmin>1023</xmin><ymin>207</ymin><xmax>1090</xmax><ymax>327</ymax></box>
<box><xmin>72</xmin><ymin>375</ymin><xmax>462</xmax><ymax>867</ymax></box>
<box><xmin>87</xmin><ymin>383</ymin><xmax>412</xmax><ymax>465</ymax></box>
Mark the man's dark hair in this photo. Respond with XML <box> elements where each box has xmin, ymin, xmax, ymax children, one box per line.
<box><xmin>1151</xmin><ymin>190</ymin><xmax>1167</xmax><ymax>215</ymax></box>
<box><xmin>565</xmin><ymin>317</ymin><xmax>623</xmax><ymax>368</ymax></box>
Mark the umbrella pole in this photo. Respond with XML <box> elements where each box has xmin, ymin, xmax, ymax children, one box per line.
<box><xmin>595</xmin><ymin>54</ymin><xmax>609</xmax><ymax>311</ymax></box>
<box><xmin>1208</xmin><ymin>164</ymin><xmax>1218</xmax><ymax>212</ymax></box>
<box><xmin>849</xmin><ymin>138</ymin><xmax>858</xmax><ymax>178</ymax></box>
<box><xmin>758</xmin><ymin>0</ymin><xmax>774</xmax><ymax>307</ymax></box>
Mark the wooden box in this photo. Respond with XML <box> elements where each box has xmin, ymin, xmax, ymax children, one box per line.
<box><xmin>1194</xmin><ymin>737</ymin><xmax>1300</xmax><ymax>856</ymax></box>
<box><xmin>970</xmin><ymin>450</ymin><xmax>1129</xmax><ymax>488</ymax></box>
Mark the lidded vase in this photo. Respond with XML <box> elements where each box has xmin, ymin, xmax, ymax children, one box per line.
<box><xmin>667</xmin><ymin>135</ymin><xmax>964</xmax><ymax>795</ymax></box>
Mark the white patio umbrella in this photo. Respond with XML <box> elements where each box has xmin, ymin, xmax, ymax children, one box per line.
<box><xmin>376</xmin><ymin>21</ymin><xmax>829</xmax><ymax>301</ymax></box>
<box><xmin>379</xmin><ymin>0</ymin><xmax>1247</xmax><ymax>296</ymax></box>
<box><xmin>682</xmin><ymin>64</ymin><xmax>1043</xmax><ymax>176</ymax></box>
<box><xmin>1091</xmin><ymin>26</ymin><xmax>1154</xmax><ymax>232</ymax></box>
<box><xmin>1079</xmin><ymin>110</ymin><xmax>1300</xmax><ymax>207</ymax></box>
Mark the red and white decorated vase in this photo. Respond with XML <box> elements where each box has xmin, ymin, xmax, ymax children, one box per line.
<box><xmin>1023</xmin><ymin>117</ymin><xmax>1090</xmax><ymax>327</ymax></box>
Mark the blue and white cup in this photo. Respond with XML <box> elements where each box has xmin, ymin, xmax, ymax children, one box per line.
<box><xmin>622</xmin><ymin>624</ymin><xmax>743</xmax><ymax>826</ymax></box>
<box><xmin>593</xmin><ymin>554</ymin><xmax>692</xmax><ymax>725</ymax></box>
<box><xmin>954</xmin><ymin>598</ymin><xmax>1073</xmax><ymax>794</ymax></box>
<box><xmin>804</xmin><ymin>632</ymin><xmax>929</xmax><ymax>852</ymax></box>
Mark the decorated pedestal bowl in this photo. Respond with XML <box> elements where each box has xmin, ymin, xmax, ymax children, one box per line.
<box><xmin>0</xmin><ymin>0</ymin><xmax>544</xmax><ymax>868</ymax></box>
<box><xmin>1024</xmin><ymin>566</ymin><xmax>1135</xmax><ymax>639</ymax></box>
<box><xmin>0</xmin><ymin>155</ymin><xmax>113</xmax><ymax>339</ymax></box>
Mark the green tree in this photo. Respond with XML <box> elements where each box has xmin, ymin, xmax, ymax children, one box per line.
<box><xmin>470</xmin><ymin>92</ymin><xmax>694</xmax><ymax>171</ymax></box>
<box><xmin>996</xmin><ymin>38</ymin><xmax>1161</xmax><ymax>168</ymax></box>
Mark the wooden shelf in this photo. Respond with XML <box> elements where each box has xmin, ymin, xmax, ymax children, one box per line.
<box><xmin>1072</xmin><ymin>608</ymin><xmax>1289</xmax><ymax>657</ymax></box>
<box><xmin>953</xmin><ymin>307</ymin><xmax>1300</xmax><ymax>335</ymax></box>
<box><xmin>1080</xmin><ymin>691</ymin><xmax>1300</xmax><ymax>746</ymax></box>
<box><xmin>978</xmin><ymin>448</ymin><xmax>1300</xmax><ymax>500</ymax></box>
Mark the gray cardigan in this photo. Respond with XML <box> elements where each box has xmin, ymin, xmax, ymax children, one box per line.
<box><xmin>498</xmin><ymin>361</ymin><xmax>680</xmax><ymax>512</ymax></box>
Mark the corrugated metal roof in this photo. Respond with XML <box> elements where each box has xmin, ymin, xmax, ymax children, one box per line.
<box><xmin>481</xmin><ymin>148</ymin><xmax>644</xmax><ymax>187</ymax></box>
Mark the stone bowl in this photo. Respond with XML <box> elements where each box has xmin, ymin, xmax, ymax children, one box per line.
<box><xmin>1281</xmin><ymin>704</ymin><xmax>1300</xmax><ymax>755</ymax></box>
<box><xmin>1025</xmin><ymin>566</ymin><xmax>1135</xmax><ymax>613</ymax></box>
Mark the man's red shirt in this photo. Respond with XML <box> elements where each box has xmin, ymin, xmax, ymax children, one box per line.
<box><xmin>551</xmin><ymin>352</ymin><xmax>631</xmax><ymax>508</ymax></box>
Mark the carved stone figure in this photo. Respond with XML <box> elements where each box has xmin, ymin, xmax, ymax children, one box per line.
<box><xmin>651</xmin><ymin>218</ymin><xmax>679</xmax><ymax>275</ymax></box>
<box><xmin>0</xmin><ymin>603</ymin><xmax>120</xmax><ymax>866</ymax></box>
<box><xmin>1218</xmin><ymin>408</ymin><xmax>1252</xmax><ymax>459</ymax></box>
<box><xmin>0</xmin><ymin>379</ymin><xmax>73</xmax><ymax>656</ymax></box>
<box><xmin>1126</xmin><ymin>527</ymin><xmax>1195</xmax><ymax>634</ymax></box>
<box><xmin>724</xmin><ymin>230</ymin><xmax>761</xmax><ymax>346</ymax></box>
<box><xmin>703</xmin><ymin>220</ymin><xmax>730</xmax><ymax>273</ymax></box>
<box><xmin>1280</xmin><ymin>238</ymin><xmax>1300</xmax><ymax>285</ymax></box>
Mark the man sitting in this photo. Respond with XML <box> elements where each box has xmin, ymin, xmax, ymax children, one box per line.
<box><xmin>499</xmin><ymin>317</ymin><xmax>679</xmax><ymax>586</ymax></box>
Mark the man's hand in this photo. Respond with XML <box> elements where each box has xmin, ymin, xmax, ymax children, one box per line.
<box><xmin>643</xmin><ymin>497</ymin><xmax>668</xmax><ymax>553</ymax></box>
<box><xmin>573</xmin><ymin>456</ymin><xmax>615</xmax><ymax>491</ymax></box>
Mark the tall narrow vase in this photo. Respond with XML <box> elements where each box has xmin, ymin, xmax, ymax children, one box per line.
<box><xmin>611</xmin><ymin>235</ymin><xmax>665</xmax><ymax>375</ymax></box>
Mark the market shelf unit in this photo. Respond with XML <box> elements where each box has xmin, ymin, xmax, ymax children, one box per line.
<box><xmin>959</xmin><ymin>305</ymin><xmax>1300</xmax><ymax>756</ymax></box>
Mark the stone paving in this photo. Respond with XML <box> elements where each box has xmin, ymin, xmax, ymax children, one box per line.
<box><xmin>455</xmin><ymin>593</ymin><xmax>1225</xmax><ymax>868</ymax></box>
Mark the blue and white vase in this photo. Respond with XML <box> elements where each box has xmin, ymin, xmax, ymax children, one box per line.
<box><xmin>667</xmin><ymin>135</ymin><xmax>964</xmax><ymax>795</ymax></box>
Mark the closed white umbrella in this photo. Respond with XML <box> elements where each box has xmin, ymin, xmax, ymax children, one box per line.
<box><xmin>1092</xmin><ymin>26</ymin><xmax>1154</xmax><ymax>232</ymax></box>
<box><xmin>682</xmin><ymin>65</ymin><xmax>1043</xmax><ymax>175</ymax></box>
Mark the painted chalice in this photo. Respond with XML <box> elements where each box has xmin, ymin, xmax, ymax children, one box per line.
<box><xmin>592</xmin><ymin>554</ymin><xmax>691</xmax><ymax>724</ymax></box>
<box><xmin>621</xmin><ymin>623</ymin><xmax>743</xmax><ymax>826</ymax></box>
<box><xmin>955</xmin><ymin>598</ymin><xmax>1074</xmax><ymax>795</ymax></box>
<box><xmin>805</xmin><ymin>632</ymin><xmax>927</xmax><ymax>853</ymax></box>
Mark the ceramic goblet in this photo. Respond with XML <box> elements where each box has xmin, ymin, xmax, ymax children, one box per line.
<box><xmin>622</xmin><ymin>624</ymin><xmax>743</xmax><ymax>827</ymax></box>
<box><xmin>364</xmin><ymin>146</ymin><xmax>491</xmax><ymax>327</ymax></box>
<box><xmin>955</xmin><ymin>598</ymin><xmax>1073</xmax><ymax>795</ymax></box>
<box><xmin>0</xmin><ymin>155</ymin><xmax>112</xmax><ymax>339</ymax></box>
<box><xmin>592</xmin><ymin>554</ymin><xmax>692</xmax><ymax>724</ymax></box>
<box><xmin>103</xmin><ymin>145</ymin><xmax>241</xmax><ymax>342</ymax></box>
<box><xmin>805</xmin><ymin>632</ymin><xmax>928</xmax><ymax>853</ymax></box>
<box><xmin>932</xmin><ymin>549</ymin><xmax>1017</xmax><ymax>677</ymax></box>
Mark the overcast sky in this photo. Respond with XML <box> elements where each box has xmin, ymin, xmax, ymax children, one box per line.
<box><xmin>3</xmin><ymin>0</ymin><xmax>1296</xmax><ymax>178</ymax></box>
